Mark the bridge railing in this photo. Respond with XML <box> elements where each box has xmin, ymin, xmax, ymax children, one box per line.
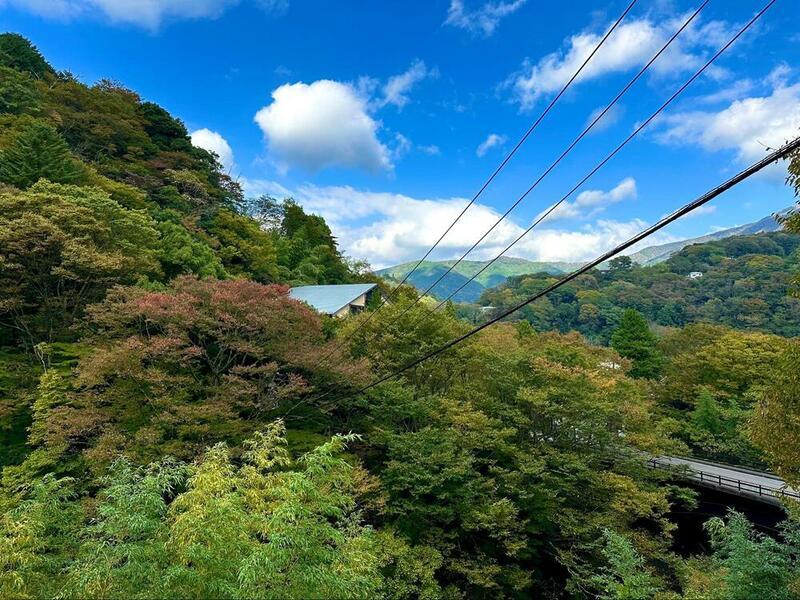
<box><xmin>647</xmin><ymin>457</ymin><xmax>800</xmax><ymax>503</ymax></box>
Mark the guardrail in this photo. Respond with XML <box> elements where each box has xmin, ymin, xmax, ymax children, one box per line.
<box><xmin>648</xmin><ymin>457</ymin><xmax>800</xmax><ymax>503</ymax></box>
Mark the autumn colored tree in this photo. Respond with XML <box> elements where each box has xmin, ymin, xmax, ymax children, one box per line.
<box><xmin>24</xmin><ymin>277</ymin><xmax>365</xmax><ymax>468</ymax></box>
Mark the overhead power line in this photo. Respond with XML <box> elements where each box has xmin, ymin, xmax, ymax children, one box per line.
<box><xmin>342</xmin><ymin>135</ymin><xmax>799</xmax><ymax>400</ymax></box>
<box><xmin>313</xmin><ymin>0</ymin><xmax>640</xmax><ymax>368</ymax></box>
<box><xmin>314</xmin><ymin>0</ymin><xmax>776</xmax><ymax>388</ymax></box>
<box><xmin>423</xmin><ymin>0</ymin><xmax>772</xmax><ymax>313</ymax></box>
<box><xmin>383</xmin><ymin>0</ymin><xmax>712</xmax><ymax>327</ymax></box>
<box><xmin>305</xmin><ymin>0</ymin><xmax>781</xmax><ymax>406</ymax></box>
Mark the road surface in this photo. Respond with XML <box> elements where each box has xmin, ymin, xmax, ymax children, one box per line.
<box><xmin>649</xmin><ymin>456</ymin><xmax>798</xmax><ymax>506</ymax></box>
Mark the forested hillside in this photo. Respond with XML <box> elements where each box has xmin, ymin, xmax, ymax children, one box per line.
<box><xmin>378</xmin><ymin>213</ymin><xmax>784</xmax><ymax>303</ymax></box>
<box><xmin>2</xmin><ymin>34</ymin><xmax>800</xmax><ymax>599</ymax></box>
<box><xmin>378</xmin><ymin>256</ymin><xmax>572</xmax><ymax>302</ymax></box>
<box><xmin>476</xmin><ymin>231</ymin><xmax>800</xmax><ymax>341</ymax></box>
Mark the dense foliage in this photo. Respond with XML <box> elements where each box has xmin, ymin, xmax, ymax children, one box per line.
<box><xmin>1</xmin><ymin>34</ymin><xmax>800</xmax><ymax>599</ymax></box>
<box><xmin>655</xmin><ymin>323</ymin><xmax>795</xmax><ymax>467</ymax></box>
<box><xmin>477</xmin><ymin>232</ymin><xmax>800</xmax><ymax>341</ymax></box>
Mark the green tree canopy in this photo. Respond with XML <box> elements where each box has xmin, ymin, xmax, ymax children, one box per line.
<box><xmin>0</xmin><ymin>33</ymin><xmax>54</xmax><ymax>77</ymax></box>
<box><xmin>682</xmin><ymin>511</ymin><xmax>800</xmax><ymax>600</ymax></box>
<box><xmin>0</xmin><ymin>66</ymin><xmax>40</xmax><ymax>114</ymax></box>
<box><xmin>611</xmin><ymin>309</ymin><xmax>663</xmax><ymax>379</ymax></box>
<box><xmin>1</xmin><ymin>425</ymin><xmax>391</xmax><ymax>600</ymax></box>
<box><xmin>0</xmin><ymin>121</ymin><xmax>86</xmax><ymax>189</ymax></box>
<box><xmin>0</xmin><ymin>181</ymin><xmax>159</xmax><ymax>344</ymax></box>
<box><xmin>750</xmin><ymin>341</ymin><xmax>800</xmax><ymax>487</ymax></box>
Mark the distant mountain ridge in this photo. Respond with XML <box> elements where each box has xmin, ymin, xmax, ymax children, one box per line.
<box><xmin>377</xmin><ymin>211</ymin><xmax>786</xmax><ymax>302</ymax></box>
<box><xmin>626</xmin><ymin>213</ymin><xmax>784</xmax><ymax>265</ymax></box>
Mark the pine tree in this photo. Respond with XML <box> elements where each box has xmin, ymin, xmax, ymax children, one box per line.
<box><xmin>0</xmin><ymin>33</ymin><xmax>54</xmax><ymax>78</ymax></box>
<box><xmin>611</xmin><ymin>309</ymin><xmax>663</xmax><ymax>379</ymax></box>
<box><xmin>0</xmin><ymin>122</ymin><xmax>84</xmax><ymax>188</ymax></box>
<box><xmin>691</xmin><ymin>388</ymin><xmax>725</xmax><ymax>436</ymax></box>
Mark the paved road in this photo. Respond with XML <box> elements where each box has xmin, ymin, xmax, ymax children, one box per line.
<box><xmin>650</xmin><ymin>456</ymin><xmax>798</xmax><ymax>505</ymax></box>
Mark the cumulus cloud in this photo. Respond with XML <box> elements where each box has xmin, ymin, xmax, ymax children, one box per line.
<box><xmin>190</xmin><ymin>128</ymin><xmax>235</xmax><ymax>170</ymax></box>
<box><xmin>445</xmin><ymin>0</ymin><xmax>526</xmax><ymax>37</ymax></box>
<box><xmin>476</xmin><ymin>133</ymin><xmax>506</xmax><ymax>157</ymax></box>
<box><xmin>654</xmin><ymin>81</ymin><xmax>800</xmax><ymax>164</ymax></box>
<box><xmin>509</xmin><ymin>13</ymin><xmax>737</xmax><ymax>109</ymax></box>
<box><xmin>538</xmin><ymin>178</ymin><xmax>637</xmax><ymax>222</ymax></box>
<box><xmin>380</xmin><ymin>60</ymin><xmax>437</xmax><ymax>109</ymax></box>
<box><xmin>1</xmin><ymin>0</ymin><xmax>239</xmax><ymax>29</ymax></box>
<box><xmin>271</xmin><ymin>183</ymin><xmax>672</xmax><ymax>268</ymax></box>
<box><xmin>254</xmin><ymin>80</ymin><xmax>392</xmax><ymax>173</ymax></box>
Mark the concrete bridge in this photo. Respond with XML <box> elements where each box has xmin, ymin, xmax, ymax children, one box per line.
<box><xmin>649</xmin><ymin>456</ymin><xmax>799</xmax><ymax>506</ymax></box>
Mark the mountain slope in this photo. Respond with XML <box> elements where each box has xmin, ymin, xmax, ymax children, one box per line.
<box><xmin>628</xmin><ymin>213</ymin><xmax>783</xmax><ymax>265</ymax></box>
<box><xmin>378</xmin><ymin>211</ymin><xmax>787</xmax><ymax>302</ymax></box>
<box><xmin>377</xmin><ymin>256</ymin><xmax>570</xmax><ymax>302</ymax></box>
<box><xmin>477</xmin><ymin>230</ymin><xmax>800</xmax><ymax>340</ymax></box>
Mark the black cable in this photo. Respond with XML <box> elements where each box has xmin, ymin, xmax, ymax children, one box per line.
<box><xmin>333</xmin><ymin>0</ymin><xmax>756</xmax><ymax>364</ymax></box>
<box><xmin>338</xmin><ymin>134</ymin><xmax>800</xmax><ymax>400</ymax></box>
<box><xmin>427</xmin><ymin>0</ymin><xmax>764</xmax><ymax>313</ymax></box>
<box><xmin>395</xmin><ymin>0</ymin><xmax>710</xmax><ymax>321</ymax></box>
<box><xmin>312</xmin><ymin>0</ymin><xmax>640</xmax><ymax>368</ymax></box>
<box><xmin>310</xmin><ymin>0</ymin><xmax>777</xmax><ymax>395</ymax></box>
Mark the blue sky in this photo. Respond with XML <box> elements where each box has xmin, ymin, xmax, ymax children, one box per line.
<box><xmin>2</xmin><ymin>0</ymin><xmax>799</xmax><ymax>268</ymax></box>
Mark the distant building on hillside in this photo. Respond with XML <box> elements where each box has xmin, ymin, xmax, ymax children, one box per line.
<box><xmin>688</xmin><ymin>271</ymin><xmax>703</xmax><ymax>279</ymax></box>
<box><xmin>600</xmin><ymin>360</ymin><xmax>622</xmax><ymax>370</ymax></box>
<box><xmin>289</xmin><ymin>283</ymin><xmax>379</xmax><ymax>318</ymax></box>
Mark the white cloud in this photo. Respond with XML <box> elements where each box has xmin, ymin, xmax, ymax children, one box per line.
<box><xmin>696</xmin><ymin>78</ymin><xmax>756</xmax><ymax>105</ymax></box>
<box><xmin>2</xmin><ymin>0</ymin><xmax>238</xmax><ymax>29</ymax></box>
<box><xmin>509</xmin><ymin>13</ymin><xmax>737</xmax><ymax>109</ymax></box>
<box><xmin>268</xmin><ymin>183</ymin><xmax>672</xmax><ymax>268</ymax></box>
<box><xmin>766</xmin><ymin>63</ymin><xmax>792</xmax><ymax>88</ymax></box>
<box><xmin>654</xmin><ymin>81</ymin><xmax>800</xmax><ymax>164</ymax></box>
<box><xmin>392</xmin><ymin>133</ymin><xmax>413</xmax><ymax>161</ymax></box>
<box><xmin>419</xmin><ymin>144</ymin><xmax>441</xmax><ymax>156</ymax></box>
<box><xmin>445</xmin><ymin>0</ymin><xmax>526</xmax><ymax>37</ymax></box>
<box><xmin>661</xmin><ymin>204</ymin><xmax>716</xmax><ymax>219</ymax></box>
<box><xmin>476</xmin><ymin>133</ymin><xmax>506</xmax><ymax>157</ymax></box>
<box><xmin>538</xmin><ymin>178</ymin><xmax>637</xmax><ymax>222</ymax></box>
<box><xmin>585</xmin><ymin>103</ymin><xmax>625</xmax><ymax>133</ymax></box>
<box><xmin>514</xmin><ymin>218</ymin><xmax>676</xmax><ymax>264</ymax></box>
<box><xmin>239</xmin><ymin>177</ymin><xmax>292</xmax><ymax>198</ymax></box>
<box><xmin>254</xmin><ymin>80</ymin><xmax>392</xmax><ymax>173</ymax></box>
<box><xmin>190</xmin><ymin>128</ymin><xmax>235</xmax><ymax>171</ymax></box>
<box><xmin>381</xmin><ymin>60</ymin><xmax>437</xmax><ymax>109</ymax></box>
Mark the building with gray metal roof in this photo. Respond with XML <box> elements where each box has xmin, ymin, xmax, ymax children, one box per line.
<box><xmin>289</xmin><ymin>283</ymin><xmax>378</xmax><ymax>318</ymax></box>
